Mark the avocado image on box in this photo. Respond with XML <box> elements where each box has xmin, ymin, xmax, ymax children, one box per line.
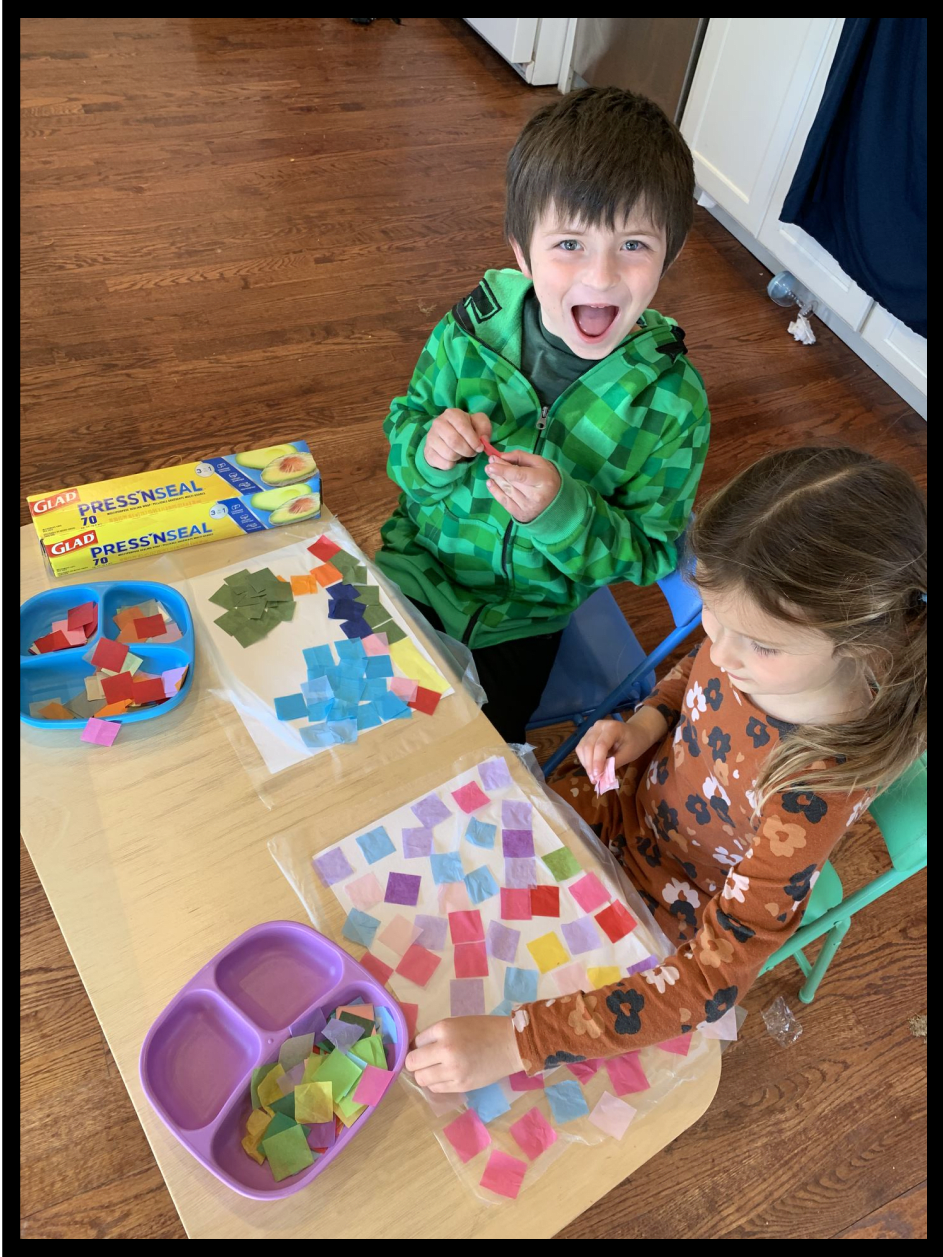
<box><xmin>234</xmin><ymin>443</ymin><xmax>299</xmax><ymax>470</ymax></box>
<box><xmin>268</xmin><ymin>492</ymin><xmax>321</xmax><ymax>525</ymax></box>
<box><xmin>261</xmin><ymin>451</ymin><xmax>318</xmax><ymax>486</ymax></box>
<box><xmin>249</xmin><ymin>484</ymin><xmax>309</xmax><ymax>512</ymax></box>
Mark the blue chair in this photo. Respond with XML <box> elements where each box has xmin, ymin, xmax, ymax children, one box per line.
<box><xmin>533</xmin><ymin>568</ymin><xmax>703</xmax><ymax>778</ymax></box>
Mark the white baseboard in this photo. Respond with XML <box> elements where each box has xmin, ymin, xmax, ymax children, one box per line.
<box><xmin>695</xmin><ymin>192</ymin><xmax>927</xmax><ymax>421</ymax></box>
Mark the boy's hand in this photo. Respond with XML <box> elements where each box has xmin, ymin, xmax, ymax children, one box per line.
<box><xmin>405</xmin><ymin>1015</ymin><xmax>524</xmax><ymax>1093</ymax></box>
<box><xmin>577</xmin><ymin>707</ymin><xmax>670</xmax><ymax>784</ymax></box>
<box><xmin>423</xmin><ymin>409</ymin><xmax>492</xmax><ymax>470</ymax></box>
<box><xmin>484</xmin><ymin>449</ymin><xmax>561</xmax><ymax>523</ymax></box>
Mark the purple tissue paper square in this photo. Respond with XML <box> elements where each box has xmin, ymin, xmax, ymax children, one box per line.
<box><xmin>502</xmin><ymin>829</ymin><xmax>535</xmax><ymax>858</ymax></box>
<box><xmin>414</xmin><ymin>913</ymin><xmax>448</xmax><ymax>951</ymax></box>
<box><xmin>323</xmin><ymin>1017</ymin><xmax>364</xmax><ymax>1051</ymax></box>
<box><xmin>486</xmin><ymin>920</ymin><xmax>520</xmax><ymax>963</ymax></box>
<box><xmin>561</xmin><ymin>917</ymin><xmax>602</xmax><ymax>955</ymax></box>
<box><xmin>292</xmin><ymin>1006</ymin><xmax>327</xmax><ymax>1040</ymax></box>
<box><xmin>626</xmin><ymin>954</ymin><xmax>659</xmax><ymax>976</ymax></box>
<box><xmin>479</xmin><ymin>758</ymin><xmax>512</xmax><ymax>790</ymax></box>
<box><xmin>278</xmin><ymin>1063</ymin><xmax>305</xmax><ymax>1094</ymax></box>
<box><xmin>502</xmin><ymin>800</ymin><xmax>532</xmax><ymax>829</ymax></box>
<box><xmin>306</xmin><ymin>1121</ymin><xmax>336</xmax><ymax>1150</ymax></box>
<box><xmin>313</xmin><ymin>848</ymin><xmax>354</xmax><ymax>886</ymax></box>
<box><xmin>385</xmin><ymin>871</ymin><xmax>422</xmax><ymax>906</ymax></box>
<box><xmin>411</xmin><ymin>793</ymin><xmax>452</xmax><ymax>828</ymax></box>
<box><xmin>450</xmin><ymin>978</ymin><xmax>486</xmax><ymax>1017</ymax></box>
<box><xmin>504</xmin><ymin>857</ymin><xmax>537</xmax><ymax>888</ymax></box>
<box><xmin>402</xmin><ymin>826</ymin><xmax>435</xmax><ymax>858</ymax></box>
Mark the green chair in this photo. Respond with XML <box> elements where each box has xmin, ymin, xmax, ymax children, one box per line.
<box><xmin>759</xmin><ymin>752</ymin><xmax>927</xmax><ymax>1002</ymax></box>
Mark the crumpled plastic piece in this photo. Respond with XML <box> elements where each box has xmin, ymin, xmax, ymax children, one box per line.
<box><xmin>761</xmin><ymin>995</ymin><xmax>803</xmax><ymax>1046</ymax></box>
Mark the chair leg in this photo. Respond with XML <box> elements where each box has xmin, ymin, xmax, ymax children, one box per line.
<box><xmin>798</xmin><ymin>916</ymin><xmax>850</xmax><ymax>1004</ymax></box>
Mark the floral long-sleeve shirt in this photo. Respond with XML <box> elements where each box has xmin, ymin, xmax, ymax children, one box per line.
<box><xmin>514</xmin><ymin>642</ymin><xmax>868</xmax><ymax>1072</ymax></box>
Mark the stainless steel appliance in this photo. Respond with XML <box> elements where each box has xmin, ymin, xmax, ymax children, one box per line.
<box><xmin>567</xmin><ymin>18</ymin><xmax>707</xmax><ymax>122</ymax></box>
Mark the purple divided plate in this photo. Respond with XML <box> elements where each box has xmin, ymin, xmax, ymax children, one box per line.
<box><xmin>139</xmin><ymin>920</ymin><xmax>408</xmax><ymax>1200</ymax></box>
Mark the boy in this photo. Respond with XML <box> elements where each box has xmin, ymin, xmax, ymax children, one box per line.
<box><xmin>375</xmin><ymin>87</ymin><xmax>710</xmax><ymax>742</ymax></box>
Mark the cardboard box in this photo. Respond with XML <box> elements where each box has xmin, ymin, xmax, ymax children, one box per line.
<box><xmin>28</xmin><ymin>440</ymin><xmax>321</xmax><ymax>577</ymax></box>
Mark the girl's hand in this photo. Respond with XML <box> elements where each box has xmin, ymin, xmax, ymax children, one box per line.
<box><xmin>577</xmin><ymin>707</ymin><xmax>669</xmax><ymax>784</ymax></box>
<box><xmin>424</xmin><ymin>409</ymin><xmax>492</xmax><ymax>470</ymax></box>
<box><xmin>405</xmin><ymin>1015</ymin><xmax>524</xmax><ymax>1093</ymax></box>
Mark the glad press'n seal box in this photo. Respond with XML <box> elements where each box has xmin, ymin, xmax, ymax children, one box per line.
<box><xmin>28</xmin><ymin>440</ymin><xmax>321</xmax><ymax>578</ymax></box>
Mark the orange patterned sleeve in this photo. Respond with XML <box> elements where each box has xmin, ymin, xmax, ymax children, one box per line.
<box><xmin>513</xmin><ymin>782</ymin><xmax>867</xmax><ymax>1071</ymax></box>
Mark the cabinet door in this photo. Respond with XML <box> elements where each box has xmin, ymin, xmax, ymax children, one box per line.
<box><xmin>859</xmin><ymin>306</ymin><xmax>928</xmax><ymax>394</ymax></box>
<box><xmin>682</xmin><ymin>18</ymin><xmax>841</xmax><ymax>237</ymax></box>
<box><xmin>757</xmin><ymin>20</ymin><xmax>873</xmax><ymax>330</ymax></box>
<box><xmin>465</xmin><ymin>19</ymin><xmax>537</xmax><ymax>66</ymax></box>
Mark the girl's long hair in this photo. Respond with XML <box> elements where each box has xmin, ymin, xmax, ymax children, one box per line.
<box><xmin>688</xmin><ymin>446</ymin><xmax>926</xmax><ymax>810</ymax></box>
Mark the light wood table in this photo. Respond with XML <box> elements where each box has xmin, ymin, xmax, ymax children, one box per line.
<box><xmin>19</xmin><ymin>514</ymin><xmax>720</xmax><ymax>1238</ymax></box>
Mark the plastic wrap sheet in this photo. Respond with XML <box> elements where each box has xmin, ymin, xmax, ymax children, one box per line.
<box><xmin>171</xmin><ymin>515</ymin><xmax>485</xmax><ymax>803</ymax></box>
<box><xmin>269</xmin><ymin>744</ymin><xmax>728</xmax><ymax>1203</ymax></box>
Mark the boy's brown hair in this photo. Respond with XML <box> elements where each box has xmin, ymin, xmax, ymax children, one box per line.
<box><xmin>505</xmin><ymin>86</ymin><xmax>695</xmax><ymax>271</ymax></box>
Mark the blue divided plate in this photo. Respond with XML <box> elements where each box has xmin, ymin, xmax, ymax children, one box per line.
<box><xmin>20</xmin><ymin>579</ymin><xmax>194</xmax><ymax>729</ymax></box>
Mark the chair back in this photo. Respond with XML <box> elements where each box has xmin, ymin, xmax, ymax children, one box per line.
<box><xmin>868</xmin><ymin>751</ymin><xmax>928</xmax><ymax>873</ymax></box>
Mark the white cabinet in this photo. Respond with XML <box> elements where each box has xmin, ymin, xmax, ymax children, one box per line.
<box><xmin>859</xmin><ymin>306</ymin><xmax>928</xmax><ymax>394</ymax></box>
<box><xmin>464</xmin><ymin>18</ymin><xmax>571</xmax><ymax>86</ymax></box>
<box><xmin>682</xmin><ymin>19</ymin><xmax>841</xmax><ymax>238</ymax></box>
<box><xmin>465</xmin><ymin>18</ymin><xmax>538</xmax><ymax>66</ymax></box>
<box><xmin>682</xmin><ymin>18</ymin><xmax>926</xmax><ymax>413</ymax></box>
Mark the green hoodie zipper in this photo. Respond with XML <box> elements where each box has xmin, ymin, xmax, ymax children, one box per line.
<box><xmin>458</xmin><ymin>326</ymin><xmax>648</xmax><ymax>645</ymax></box>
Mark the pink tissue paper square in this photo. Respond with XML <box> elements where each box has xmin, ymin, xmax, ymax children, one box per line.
<box><xmin>509</xmin><ymin>1105</ymin><xmax>558</xmax><ymax>1161</ymax></box>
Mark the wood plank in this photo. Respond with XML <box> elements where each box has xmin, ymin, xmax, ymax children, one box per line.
<box><xmin>836</xmin><ymin>1182</ymin><xmax>927</xmax><ymax>1240</ymax></box>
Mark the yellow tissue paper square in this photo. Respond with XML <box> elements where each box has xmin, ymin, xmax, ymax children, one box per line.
<box><xmin>84</xmin><ymin>674</ymin><xmax>105</xmax><ymax>701</ymax></box>
<box><xmin>242</xmin><ymin>1108</ymin><xmax>272</xmax><ymax>1164</ymax></box>
<box><xmin>526</xmin><ymin>931</ymin><xmax>570</xmax><ymax>974</ymax></box>
<box><xmin>256</xmin><ymin>1064</ymin><xmax>286</xmax><ymax>1114</ymax></box>
<box><xmin>247</xmin><ymin>1108</ymin><xmax>273</xmax><ymax>1139</ymax></box>
<box><xmin>120</xmin><ymin>651</ymin><xmax>144</xmax><ymax>675</ymax></box>
<box><xmin>301</xmin><ymin>1054</ymin><xmax>323</xmax><ymax>1083</ymax></box>
<box><xmin>294</xmin><ymin>1080</ymin><xmax>333</xmax><ymax>1124</ymax></box>
<box><xmin>334</xmin><ymin>1091</ymin><xmax>367</xmax><ymax>1127</ymax></box>
<box><xmin>587</xmin><ymin>966</ymin><xmax>621</xmax><ymax>988</ymax></box>
<box><xmin>389</xmin><ymin>639</ymin><xmax>449</xmax><ymax>695</ymax></box>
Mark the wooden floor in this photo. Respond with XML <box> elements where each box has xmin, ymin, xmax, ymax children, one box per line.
<box><xmin>20</xmin><ymin>17</ymin><xmax>926</xmax><ymax>1240</ymax></box>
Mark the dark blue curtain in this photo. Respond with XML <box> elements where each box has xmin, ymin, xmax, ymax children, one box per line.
<box><xmin>781</xmin><ymin>19</ymin><xmax>926</xmax><ymax>337</ymax></box>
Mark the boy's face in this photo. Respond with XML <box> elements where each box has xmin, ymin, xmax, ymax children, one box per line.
<box><xmin>512</xmin><ymin>207</ymin><xmax>669</xmax><ymax>359</ymax></box>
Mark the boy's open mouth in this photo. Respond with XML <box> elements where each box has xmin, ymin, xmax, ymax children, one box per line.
<box><xmin>571</xmin><ymin>303</ymin><xmax>620</xmax><ymax>341</ymax></box>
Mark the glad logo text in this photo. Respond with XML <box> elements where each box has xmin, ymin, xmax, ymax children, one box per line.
<box><xmin>45</xmin><ymin>530</ymin><xmax>98</xmax><ymax>558</ymax></box>
<box><xmin>30</xmin><ymin>489</ymin><xmax>79</xmax><ymax>516</ymax></box>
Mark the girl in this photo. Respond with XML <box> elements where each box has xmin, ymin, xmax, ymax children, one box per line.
<box><xmin>405</xmin><ymin>446</ymin><xmax>927</xmax><ymax>1090</ymax></box>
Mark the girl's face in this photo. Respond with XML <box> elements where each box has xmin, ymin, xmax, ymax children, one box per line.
<box><xmin>700</xmin><ymin>586</ymin><xmax>842</xmax><ymax>697</ymax></box>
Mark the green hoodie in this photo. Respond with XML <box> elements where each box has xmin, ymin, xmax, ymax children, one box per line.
<box><xmin>375</xmin><ymin>268</ymin><xmax>709</xmax><ymax>649</ymax></box>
